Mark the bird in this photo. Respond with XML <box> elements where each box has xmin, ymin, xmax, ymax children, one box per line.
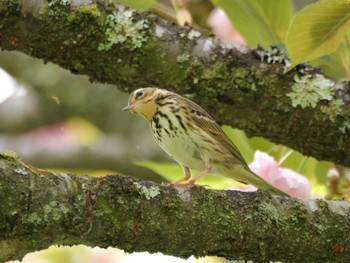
<box><xmin>123</xmin><ymin>87</ymin><xmax>289</xmax><ymax>196</ymax></box>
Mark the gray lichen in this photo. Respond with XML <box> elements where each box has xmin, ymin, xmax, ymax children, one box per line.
<box><xmin>133</xmin><ymin>182</ymin><xmax>160</xmax><ymax>200</ymax></box>
<box><xmin>287</xmin><ymin>74</ymin><xmax>334</xmax><ymax>109</ymax></box>
<box><xmin>287</xmin><ymin>74</ymin><xmax>345</xmax><ymax>121</ymax></box>
<box><xmin>98</xmin><ymin>9</ymin><xmax>149</xmax><ymax>51</ymax></box>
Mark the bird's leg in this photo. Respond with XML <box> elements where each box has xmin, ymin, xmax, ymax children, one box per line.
<box><xmin>170</xmin><ymin>166</ymin><xmax>191</xmax><ymax>185</ymax></box>
<box><xmin>184</xmin><ymin>166</ymin><xmax>211</xmax><ymax>186</ymax></box>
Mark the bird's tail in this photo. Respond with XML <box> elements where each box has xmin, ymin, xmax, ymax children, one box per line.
<box><xmin>247</xmin><ymin>171</ymin><xmax>290</xmax><ymax>197</ymax></box>
<box><xmin>224</xmin><ymin>165</ymin><xmax>291</xmax><ymax>197</ymax></box>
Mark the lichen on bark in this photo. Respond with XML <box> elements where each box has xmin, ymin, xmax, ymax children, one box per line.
<box><xmin>1</xmin><ymin>154</ymin><xmax>350</xmax><ymax>262</ymax></box>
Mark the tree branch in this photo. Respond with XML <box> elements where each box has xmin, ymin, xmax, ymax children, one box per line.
<box><xmin>0</xmin><ymin>0</ymin><xmax>350</xmax><ymax>166</ymax></box>
<box><xmin>1</xmin><ymin>153</ymin><xmax>350</xmax><ymax>263</ymax></box>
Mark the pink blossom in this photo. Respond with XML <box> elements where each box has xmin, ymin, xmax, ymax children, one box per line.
<box><xmin>248</xmin><ymin>151</ymin><xmax>311</xmax><ymax>198</ymax></box>
<box><xmin>207</xmin><ymin>8</ymin><xmax>246</xmax><ymax>45</ymax></box>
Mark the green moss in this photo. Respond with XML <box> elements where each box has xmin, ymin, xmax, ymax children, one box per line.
<box><xmin>78</xmin><ymin>4</ymin><xmax>100</xmax><ymax>17</ymax></box>
<box><xmin>257</xmin><ymin>202</ymin><xmax>279</xmax><ymax>221</ymax></box>
<box><xmin>0</xmin><ymin>151</ymin><xmax>33</xmax><ymax>175</ymax></box>
<box><xmin>0</xmin><ymin>150</ymin><xmax>19</xmax><ymax>160</ymax></box>
<box><xmin>312</xmin><ymin>200</ymin><xmax>347</xmax><ymax>242</ymax></box>
<box><xmin>287</xmin><ymin>74</ymin><xmax>334</xmax><ymax>109</ymax></box>
<box><xmin>320</xmin><ymin>99</ymin><xmax>344</xmax><ymax>122</ymax></box>
<box><xmin>27</xmin><ymin>212</ymin><xmax>42</xmax><ymax>224</ymax></box>
<box><xmin>1</xmin><ymin>0</ymin><xmax>21</xmax><ymax>9</ymax></box>
<box><xmin>98</xmin><ymin>10</ymin><xmax>149</xmax><ymax>51</ymax></box>
<box><xmin>43</xmin><ymin>201</ymin><xmax>69</xmax><ymax>222</ymax></box>
<box><xmin>21</xmin><ymin>0</ymin><xmax>48</xmax><ymax>15</ymax></box>
<box><xmin>67</xmin><ymin>4</ymin><xmax>101</xmax><ymax>24</ymax></box>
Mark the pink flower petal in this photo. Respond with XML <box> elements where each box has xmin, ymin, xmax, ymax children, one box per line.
<box><xmin>248</xmin><ymin>151</ymin><xmax>312</xmax><ymax>198</ymax></box>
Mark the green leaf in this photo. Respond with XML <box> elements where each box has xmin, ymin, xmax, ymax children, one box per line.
<box><xmin>311</xmin><ymin>37</ymin><xmax>350</xmax><ymax>79</ymax></box>
<box><xmin>286</xmin><ymin>0</ymin><xmax>350</xmax><ymax>69</ymax></box>
<box><xmin>210</xmin><ymin>0</ymin><xmax>292</xmax><ymax>47</ymax></box>
<box><xmin>113</xmin><ymin>0</ymin><xmax>156</xmax><ymax>11</ymax></box>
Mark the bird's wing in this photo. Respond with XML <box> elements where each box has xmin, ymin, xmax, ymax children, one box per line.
<box><xmin>180</xmin><ymin>96</ymin><xmax>249</xmax><ymax>167</ymax></box>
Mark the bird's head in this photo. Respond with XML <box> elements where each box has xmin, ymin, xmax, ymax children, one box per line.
<box><xmin>123</xmin><ymin>87</ymin><xmax>166</xmax><ymax>120</ymax></box>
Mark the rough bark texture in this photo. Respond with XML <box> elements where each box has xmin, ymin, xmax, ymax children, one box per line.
<box><xmin>1</xmin><ymin>153</ymin><xmax>350</xmax><ymax>263</ymax></box>
<box><xmin>1</xmin><ymin>0</ymin><xmax>350</xmax><ymax>167</ymax></box>
<box><xmin>1</xmin><ymin>2</ymin><xmax>350</xmax><ymax>262</ymax></box>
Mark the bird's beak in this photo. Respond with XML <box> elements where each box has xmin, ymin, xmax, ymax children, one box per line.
<box><xmin>122</xmin><ymin>103</ymin><xmax>135</xmax><ymax>112</ymax></box>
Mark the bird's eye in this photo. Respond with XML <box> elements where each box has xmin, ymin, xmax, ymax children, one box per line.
<box><xmin>135</xmin><ymin>90</ymin><xmax>144</xmax><ymax>99</ymax></box>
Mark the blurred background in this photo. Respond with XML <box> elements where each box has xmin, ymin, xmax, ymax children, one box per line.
<box><xmin>3</xmin><ymin>0</ymin><xmax>349</xmax><ymax>262</ymax></box>
<box><xmin>0</xmin><ymin>50</ymin><xmax>164</xmax><ymax>181</ymax></box>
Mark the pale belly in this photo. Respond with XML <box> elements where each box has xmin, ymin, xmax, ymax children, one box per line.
<box><xmin>149</xmin><ymin>119</ymin><xmax>206</xmax><ymax>171</ymax></box>
<box><xmin>160</xmin><ymin>132</ymin><xmax>205</xmax><ymax>171</ymax></box>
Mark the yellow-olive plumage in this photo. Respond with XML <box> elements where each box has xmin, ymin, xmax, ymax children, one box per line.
<box><xmin>123</xmin><ymin>87</ymin><xmax>289</xmax><ymax>196</ymax></box>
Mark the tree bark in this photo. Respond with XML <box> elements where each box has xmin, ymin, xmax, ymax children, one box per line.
<box><xmin>1</xmin><ymin>0</ymin><xmax>350</xmax><ymax>167</ymax></box>
<box><xmin>1</xmin><ymin>153</ymin><xmax>350</xmax><ymax>263</ymax></box>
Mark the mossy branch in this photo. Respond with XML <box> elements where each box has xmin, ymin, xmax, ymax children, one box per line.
<box><xmin>0</xmin><ymin>0</ymin><xmax>350</xmax><ymax>166</ymax></box>
<box><xmin>1</xmin><ymin>153</ymin><xmax>350</xmax><ymax>263</ymax></box>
